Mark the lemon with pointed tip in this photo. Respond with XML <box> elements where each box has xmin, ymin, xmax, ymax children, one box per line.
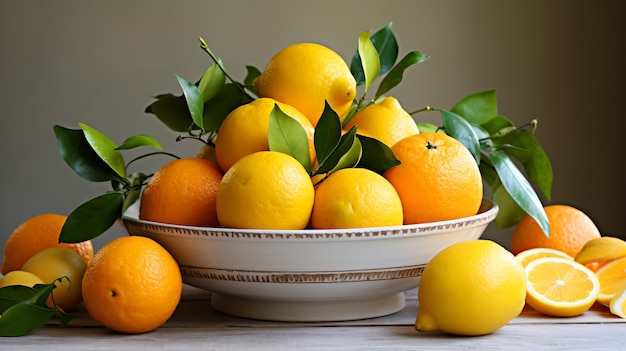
<box><xmin>415</xmin><ymin>240</ymin><xmax>526</xmax><ymax>336</ymax></box>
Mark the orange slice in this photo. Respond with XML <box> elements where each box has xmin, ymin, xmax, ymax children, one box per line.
<box><xmin>524</xmin><ymin>257</ymin><xmax>600</xmax><ymax>317</ymax></box>
<box><xmin>595</xmin><ymin>256</ymin><xmax>626</xmax><ymax>305</ymax></box>
<box><xmin>574</xmin><ymin>236</ymin><xmax>626</xmax><ymax>265</ymax></box>
<box><xmin>609</xmin><ymin>280</ymin><xmax>626</xmax><ymax>319</ymax></box>
<box><xmin>514</xmin><ymin>247</ymin><xmax>573</xmax><ymax>268</ymax></box>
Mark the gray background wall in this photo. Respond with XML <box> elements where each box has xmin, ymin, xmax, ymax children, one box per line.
<box><xmin>1</xmin><ymin>0</ymin><xmax>624</xmax><ymax>260</ymax></box>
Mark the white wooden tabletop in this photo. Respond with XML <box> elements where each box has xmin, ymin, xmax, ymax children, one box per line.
<box><xmin>3</xmin><ymin>285</ymin><xmax>625</xmax><ymax>351</ymax></box>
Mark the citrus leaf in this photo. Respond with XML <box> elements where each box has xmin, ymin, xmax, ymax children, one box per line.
<box><xmin>416</xmin><ymin>122</ymin><xmax>442</xmax><ymax>134</ymax></box>
<box><xmin>350</xmin><ymin>22</ymin><xmax>398</xmax><ymax>85</ymax></box>
<box><xmin>244</xmin><ymin>65</ymin><xmax>262</xmax><ymax>88</ymax></box>
<box><xmin>315</xmin><ymin>126</ymin><xmax>358</xmax><ymax>175</ymax></box>
<box><xmin>53</xmin><ymin>125</ymin><xmax>123</xmax><ymax>183</ymax></box>
<box><xmin>313</xmin><ymin>102</ymin><xmax>343</xmax><ymax>165</ymax></box>
<box><xmin>356</xmin><ymin>135</ymin><xmax>400</xmax><ymax>175</ymax></box>
<box><xmin>79</xmin><ymin>122</ymin><xmax>126</xmax><ymax>179</ymax></box>
<box><xmin>357</xmin><ymin>30</ymin><xmax>381</xmax><ymax>94</ymax></box>
<box><xmin>0</xmin><ymin>285</ymin><xmax>39</xmax><ymax>313</ymax></box>
<box><xmin>198</xmin><ymin>62</ymin><xmax>226</xmax><ymax>102</ymax></box>
<box><xmin>145</xmin><ymin>94</ymin><xmax>195</xmax><ymax>132</ymax></box>
<box><xmin>488</xmin><ymin>150</ymin><xmax>550</xmax><ymax>237</ymax></box>
<box><xmin>330</xmin><ymin>136</ymin><xmax>362</xmax><ymax>173</ymax></box>
<box><xmin>115</xmin><ymin>134</ymin><xmax>163</xmax><ymax>151</ymax></box>
<box><xmin>176</xmin><ymin>74</ymin><xmax>205</xmax><ymax>130</ymax></box>
<box><xmin>493</xmin><ymin>184</ymin><xmax>527</xmax><ymax>228</ymax></box>
<box><xmin>451</xmin><ymin>89</ymin><xmax>498</xmax><ymax>125</ymax></box>
<box><xmin>59</xmin><ymin>192</ymin><xmax>124</xmax><ymax>243</ymax></box>
<box><xmin>121</xmin><ymin>172</ymin><xmax>148</xmax><ymax>214</ymax></box>
<box><xmin>494</xmin><ymin>130</ymin><xmax>553</xmax><ymax>201</ymax></box>
<box><xmin>376</xmin><ymin>51</ymin><xmax>429</xmax><ymax>99</ymax></box>
<box><xmin>481</xmin><ymin>115</ymin><xmax>515</xmax><ymax>136</ymax></box>
<box><xmin>0</xmin><ymin>302</ymin><xmax>55</xmax><ymax>337</ymax></box>
<box><xmin>440</xmin><ymin>109</ymin><xmax>481</xmax><ymax>164</ymax></box>
<box><xmin>202</xmin><ymin>83</ymin><xmax>252</xmax><ymax>132</ymax></box>
<box><xmin>268</xmin><ymin>104</ymin><xmax>312</xmax><ymax>171</ymax></box>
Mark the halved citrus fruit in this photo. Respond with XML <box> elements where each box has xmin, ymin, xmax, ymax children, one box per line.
<box><xmin>514</xmin><ymin>247</ymin><xmax>573</xmax><ymax>268</ymax></box>
<box><xmin>574</xmin><ymin>236</ymin><xmax>626</xmax><ymax>265</ymax></box>
<box><xmin>595</xmin><ymin>256</ymin><xmax>626</xmax><ymax>306</ymax></box>
<box><xmin>524</xmin><ymin>257</ymin><xmax>600</xmax><ymax>317</ymax></box>
<box><xmin>609</xmin><ymin>280</ymin><xmax>626</xmax><ymax>319</ymax></box>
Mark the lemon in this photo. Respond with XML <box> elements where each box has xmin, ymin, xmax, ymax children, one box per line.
<box><xmin>0</xmin><ymin>270</ymin><xmax>45</xmax><ymax>288</ymax></box>
<box><xmin>21</xmin><ymin>247</ymin><xmax>87</xmax><ymax>311</ymax></box>
<box><xmin>253</xmin><ymin>43</ymin><xmax>356</xmax><ymax>126</ymax></box>
<box><xmin>343</xmin><ymin>96</ymin><xmax>419</xmax><ymax>148</ymax></box>
<box><xmin>574</xmin><ymin>236</ymin><xmax>626</xmax><ymax>265</ymax></box>
<box><xmin>415</xmin><ymin>240</ymin><xmax>526</xmax><ymax>336</ymax></box>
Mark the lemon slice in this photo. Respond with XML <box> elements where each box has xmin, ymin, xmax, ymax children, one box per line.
<box><xmin>574</xmin><ymin>236</ymin><xmax>626</xmax><ymax>265</ymax></box>
<box><xmin>514</xmin><ymin>247</ymin><xmax>573</xmax><ymax>268</ymax></box>
<box><xmin>609</xmin><ymin>280</ymin><xmax>626</xmax><ymax>319</ymax></box>
<box><xmin>524</xmin><ymin>257</ymin><xmax>600</xmax><ymax>317</ymax></box>
<box><xmin>595</xmin><ymin>256</ymin><xmax>626</xmax><ymax>305</ymax></box>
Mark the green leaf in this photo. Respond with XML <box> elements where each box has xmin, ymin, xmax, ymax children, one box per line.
<box><xmin>53</xmin><ymin>125</ymin><xmax>123</xmax><ymax>183</ymax></box>
<box><xmin>0</xmin><ymin>302</ymin><xmax>55</xmax><ymax>336</ymax></box>
<box><xmin>244</xmin><ymin>65</ymin><xmax>262</xmax><ymax>88</ymax></box>
<box><xmin>314</xmin><ymin>102</ymin><xmax>343</xmax><ymax>164</ymax></box>
<box><xmin>416</xmin><ymin>122</ymin><xmax>442</xmax><ymax>134</ymax></box>
<box><xmin>315</xmin><ymin>126</ymin><xmax>358</xmax><ymax>175</ymax></box>
<box><xmin>121</xmin><ymin>172</ymin><xmax>148</xmax><ymax>214</ymax></box>
<box><xmin>480</xmin><ymin>115</ymin><xmax>515</xmax><ymax>136</ymax></box>
<box><xmin>451</xmin><ymin>89</ymin><xmax>498</xmax><ymax>125</ymax></box>
<box><xmin>198</xmin><ymin>63</ymin><xmax>226</xmax><ymax>102</ymax></box>
<box><xmin>494</xmin><ymin>130</ymin><xmax>553</xmax><ymax>200</ymax></box>
<box><xmin>356</xmin><ymin>135</ymin><xmax>400</xmax><ymax>175</ymax></box>
<box><xmin>202</xmin><ymin>83</ymin><xmax>252</xmax><ymax>132</ymax></box>
<box><xmin>59</xmin><ymin>192</ymin><xmax>124</xmax><ymax>243</ymax></box>
<box><xmin>0</xmin><ymin>285</ymin><xmax>38</xmax><ymax>313</ymax></box>
<box><xmin>350</xmin><ymin>22</ymin><xmax>398</xmax><ymax>85</ymax></box>
<box><xmin>375</xmin><ymin>51</ymin><xmax>429</xmax><ymax>99</ymax></box>
<box><xmin>268</xmin><ymin>104</ymin><xmax>312</xmax><ymax>171</ymax></box>
<box><xmin>329</xmin><ymin>136</ymin><xmax>362</xmax><ymax>173</ymax></box>
<box><xmin>115</xmin><ymin>134</ymin><xmax>163</xmax><ymax>151</ymax></box>
<box><xmin>489</xmin><ymin>150</ymin><xmax>550</xmax><ymax>237</ymax></box>
<box><xmin>145</xmin><ymin>94</ymin><xmax>195</xmax><ymax>132</ymax></box>
<box><xmin>493</xmin><ymin>184</ymin><xmax>527</xmax><ymax>228</ymax></box>
<box><xmin>176</xmin><ymin>75</ymin><xmax>205</xmax><ymax>130</ymax></box>
<box><xmin>357</xmin><ymin>30</ymin><xmax>381</xmax><ymax>94</ymax></box>
<box><xmin>440</xmin><ymin>110</ymin><xmax>481</xmax><ymax>164</ymax></box>
<box><xmin>79</xmin><ymin>123</ymin><xmax>126</xmax><ymax>178</ymax></box>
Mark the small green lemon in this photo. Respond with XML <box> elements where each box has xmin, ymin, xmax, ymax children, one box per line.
<box><xmin>21</xmin><ymin>247</ymin><xmax>87</xmax><ymax>311</ymax></box>
<box><xmin>415</xmin><ymin>240</ymin><xmax>526</xmax><ymax>336</ymax></box>
<box><xmin>0</xmin><ymin>270</ymin><xmax>45</xmax><ymax>288</ymax></box>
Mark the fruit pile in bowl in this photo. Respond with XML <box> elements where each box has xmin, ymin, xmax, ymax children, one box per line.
<box><xmin>51</xmin><ymin>24</ymin><xmax>552</xmax><ymax>321</ymax></box>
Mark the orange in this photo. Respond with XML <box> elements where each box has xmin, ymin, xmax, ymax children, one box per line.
<box><xmin>595</xmin><ymin>256</ymin><xmax>626</xmax><ymax>305</ymax></box>
<box><xmin>514</xmin><ymin>247</ymin><xmax>573</xmax><ymax>268</ymax></box>
<box><xmin>310</xmin><ymin>168</ymin><xmax>403</xmax><ymax>229</ymax></box>
<box><xmin>253</xmin><ymin>43</ymin><xmax>357</xmax><ymax>126</ymax></box>
<box><xmin>139</xmin><ymin>158</ymin><xmax>222</xmax><ymax>227</ymax></box>
<box><xmin>22</xmin><ymin>247</ymin><xmax>87</xmax><ymax>311</ymax></box>
<box><xmin>1</xmin><ymin>213</ymin><xmax>93</xmax><ymax>275</ymax></box>
<box><xmin>214</xmin><ymin>97</ymin><xmax>315</xmax><ymax>172</ymax></box>
<box><xmin>384</xmin><ymin>132</ymin><xmax>483</xmax><ymax>224</ymax></box>
<box><xmin>81</xmin><ymin>236</ymin><xmax>182</xmax><ymax>334</ymax></box>
<box><xmin>216</xmin><ymin>151</ymin><xmax>314</xmax><ymax>230</ymax></box>
<box><xmin>343</xmin><ymin>96</ymin><xmax>419</xmax><ymax>148</ymax></box>
<box><xmin>510</xmin><ymin>205</ymin><xmax>601</xmax><ymax>257</ymax></box>
<box><xmin>524</xmin><ymin>257</ymin><xmax>600</xmax><ymax>317</ymax></box>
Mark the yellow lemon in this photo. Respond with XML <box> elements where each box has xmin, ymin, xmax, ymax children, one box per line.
<box><xmin>310</xmin><ymin>168</ymin><xmax>403</xmax><ymax>229</ymax></box>
<box><xmin>343</xmin><ymin>96</ymin><xmax>419</xmax><ymax>148</ymax></box>
<box><xmin>21</xmin><ymin>247</ymin><xmax>87</xmax><ymax>311</ymax></box>
<box><xmin>253</xmin><ymin>43</ymin><xmax>356</xmax><ymax>126</ymax></box>
<box><xmin>0</xmin><ymin>270</ymin><xmax>45</xmax><ymax>288</ymax></box>
<box><xmin>216</xmin><ymin>151</ymin><xmax>314</xmax><ymax>230</ymax></box>
<box><xmin>415</xmin><ymin>240</ymin><xmax>526</xmax><ymax>336</ymax></box>
<box><xmin>214</xmin><ymin>97</ymin><xmax>315</xmax><ymax>173</ymax></box>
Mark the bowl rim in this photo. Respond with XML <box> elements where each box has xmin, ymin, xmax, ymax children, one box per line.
<box><xmin>122</xmin><ymin>199</ymin><xmax>498</xmax><ymax>241</ymax></box>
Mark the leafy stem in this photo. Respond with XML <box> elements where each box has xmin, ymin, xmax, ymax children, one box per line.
<box><xmin>198</xmin><ymin>37</ymin><xmax>255</xmax><ymax>100</ymax></box>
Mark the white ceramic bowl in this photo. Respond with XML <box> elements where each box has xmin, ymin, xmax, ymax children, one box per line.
<box><xmin>121</xmin><ymin>200</ymin><xmax>497</xmax><ymax>322</ymax></box>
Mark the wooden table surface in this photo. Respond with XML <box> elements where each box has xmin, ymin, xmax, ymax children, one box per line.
<box><xmin>2</xmin><ymin>285</ymin><xmax>624</xmax><ymax>351</ymax></box>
